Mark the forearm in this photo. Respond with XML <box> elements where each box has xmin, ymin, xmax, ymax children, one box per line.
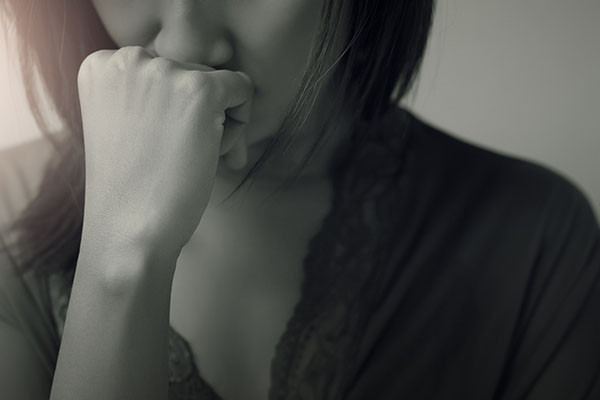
<box><xmin>49</xmin><ymin>238</ymin><xmax>178</xmax><ymax>400</ymax></box>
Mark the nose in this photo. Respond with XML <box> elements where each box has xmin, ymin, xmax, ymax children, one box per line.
<box><xmin>148</xmin><ymin>0</ymin><xmax>233</xmax><ymax>68</ymax></box>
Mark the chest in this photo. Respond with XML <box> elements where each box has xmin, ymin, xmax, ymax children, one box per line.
<box><xmin>169</xmin><ymin>179</ymin><xmax>332</xmax><ymax>400</ymax></box>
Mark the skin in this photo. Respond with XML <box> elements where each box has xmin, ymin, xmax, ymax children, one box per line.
<box><xmin>47</xmin><ymin>2</ymin><xmax>350</xmax><ymax>400</ymax></box>
<box><xmin>90</xmin><ymin>0</ymin><xmax>349</xmax><ymax>185</ymax></box>
<box><xmin>1</xmin><ymin>2</ymin><xmax>355</xmax><ymax>400</ymax></box>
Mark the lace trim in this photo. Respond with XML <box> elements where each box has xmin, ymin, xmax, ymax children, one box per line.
<box><xmin>47</xmin><ymin>107</ymin><xmax>413</xmax><ymax>400</ymax></box>
<box><xmin>269</xmin><ymin>108</ymin><xmax>413</xmax><ymax>399</ymax></box>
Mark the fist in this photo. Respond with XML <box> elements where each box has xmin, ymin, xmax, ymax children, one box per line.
<box><xmin>77</xmin><ymin>46</ymin><xmax>254</xmax><ymax>256</ymax></box>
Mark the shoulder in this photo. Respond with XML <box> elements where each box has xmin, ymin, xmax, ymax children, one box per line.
<box><xmin>384</xmin><ymin>108</ymin><xmax>599</xmax><ymax>232</ymax></box>
<box><xmin>364</xmin><ymin>107</ymin><xmax>599</xmax><ymax>279</ymax></box>
<box><xmin>0</xmin><ymin>137</ymin><xmax>57</xmax><ymax>230</ymax></box>
<box><xmin>348</xmin><ymin>108</ymin><xmax>600</xmax><ymax>398</ymax></box>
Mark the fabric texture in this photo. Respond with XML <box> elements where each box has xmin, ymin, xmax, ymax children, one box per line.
<box><xmin>1</xmin><ymin>107</ymin><xmax>599</xmax><ymax>399</ymax></box>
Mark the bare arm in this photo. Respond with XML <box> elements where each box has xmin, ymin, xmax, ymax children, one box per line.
<box><xmin>49</xmin><ymin>238</ymin><xmax>178</xmax><ymax>400</ymax></box>
<box><xmin>47</xmin><ymin>46</ymin><xmax>252</xmax><ymax>400</ymax></box>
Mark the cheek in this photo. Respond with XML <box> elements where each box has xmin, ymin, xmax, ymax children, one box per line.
<box><xmin>230</xmin><ymin>0</ymin><xmax>323</xmax><ymax>131</ymax></box>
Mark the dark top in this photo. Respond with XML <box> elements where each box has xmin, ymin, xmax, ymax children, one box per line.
<box><xmin>1</xmin><ymin>107</ymin><xmax>599</xmax><ymax>399</ymax></box>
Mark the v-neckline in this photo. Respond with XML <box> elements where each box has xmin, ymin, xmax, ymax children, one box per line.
<box><xmin>167</xmin><ymin>107</ymin><xmax>411</xmax><ymax>400</ymax></box>
<box><xmin>49</xmin><ymin>107</ymin><xmax>411</xmax><ymax>400</ymax></box>
<box><xmin>166</xmin><ymin>154</ymin><xmax>347</xmax><ymax>400</ymax></box>
<box><xmin>165</xmin><ymin>114</ymin><xmax>372</xmax><ymax>400</ymax></box>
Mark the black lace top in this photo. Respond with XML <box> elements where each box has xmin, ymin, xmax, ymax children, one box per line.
<box><xmin>1</xmin><ymin>107</ymin><xmax>599</xmax><ymax>399</ymax></box>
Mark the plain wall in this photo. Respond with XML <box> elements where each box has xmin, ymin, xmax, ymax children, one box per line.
<box><xmin>405</xmin><ymin>0</ymin><xmax>599</xmax><ymax>216</ymax></box>
<box><xmin>1</xmin><ymin>0</ymin><xmax>598</xmax><ymax>215</ymax></box>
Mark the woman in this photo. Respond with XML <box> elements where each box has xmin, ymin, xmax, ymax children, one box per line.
<box><xmin>0</xmin><ymin>1</ymin><xmax>598</xmax><ymax>399</ymax></box>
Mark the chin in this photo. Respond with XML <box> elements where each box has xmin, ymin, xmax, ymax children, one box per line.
<box><xmin>244</xmin><ymin>118</ymin><xmax>280</xmax><ymax>148</ymax></box>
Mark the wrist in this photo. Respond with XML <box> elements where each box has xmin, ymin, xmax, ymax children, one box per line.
<box><xmin>77</xmin><ymin>227</ymin><xmax>180</xmax><ymax>294</ymax></box>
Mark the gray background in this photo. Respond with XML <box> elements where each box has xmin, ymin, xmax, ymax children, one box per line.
<box><xmin>405</xmin><ymin>0</ymin><xmax>599</xmax><ymax>217</ymax></box>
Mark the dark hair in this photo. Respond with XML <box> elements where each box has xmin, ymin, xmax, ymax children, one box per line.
<box><xmin>0</xmin><ymin>0</ymin><xmax>436</xmax><ymax>275</ymax></box>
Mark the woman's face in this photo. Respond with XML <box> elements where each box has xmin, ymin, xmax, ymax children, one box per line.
<box><xmin>90</xmin><ymin>0</ymin><xmax>329</xmax><ymax>156</ymax></box>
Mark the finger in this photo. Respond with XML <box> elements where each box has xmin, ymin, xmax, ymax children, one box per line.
<box><xmin>205</xmin><ymin>70</ymin><xmax>254</xmax><ymax>119</ymax></box>
<box><xmin>157</xmin><ymin>58</ymin><xmax>253</xmax><ymax>117</ymax></box>
<box><xmin>170</xmin><ymin>60</ymin><xmax>216</xmax><ymax>73</ymax></box>
<box><xmin>111</xmin><ymin>46</ymin><xmax>155</xmax><ymax>70</ymax></box>
<box><xmin>173</xmin><ymin>65</ymin><xmax>253</xmax><ymax>124</ymax></box>
<box><xmin>84</xmin><ymin>49</ymin><xmax>117</xmax><ymax>65</ymax></box>
<box><xmin>78</xmin><ymin>49</ymin><xmax>117</xmax><ymax>87</ymax></box>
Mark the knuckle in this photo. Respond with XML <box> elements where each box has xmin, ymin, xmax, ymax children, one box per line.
<box><xmin>79</xmin><ymin>50</ymin><xmax>100</xmax><ymax>74</ymax></box>
<box><xmin>144</xmin><ymin>57</ymin><xmax>173</xmax><ymax>78</ymax></box>
<box><xmin>117</xmin><ymin>45</ymin><xmax>147</xmax><ymax>60</ymax></box>
<box><xmin>77</xmin><ymin>59</ymin><xmax>91</xmax><ymax>89</ymax></box>
<box><xmin>111</xmin><ymin>46</ymin><xmax>149</xmax><ymax>71</ymax></box>
<box><xmin>79</xmin><ymin>52</ymin><xmax>94</xmax><ymax>72</ymax></box>
<box><xmin>125</xmin><ymin>46</ymin><xmax>150</xmax><ymax>65</ymax></box>
<box><xmin>78</xmin><ymin>50</ymin><xmax>108</xmax><ymax>90</ymax></box>
<box><xmin>128</xmin><ymin>45</ymin><xmax>148</xmax><ymax>58</ymax></box>
<box><xmin>181</xmin><ymin>71</ymin><xmax>214</xmax><ymax>95</ymax></box>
